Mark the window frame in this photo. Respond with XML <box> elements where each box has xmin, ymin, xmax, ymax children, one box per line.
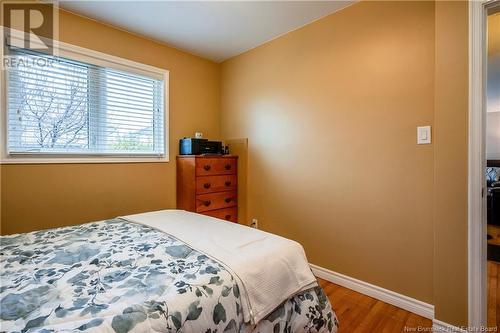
<box><xmin>0</xmin><ymin>29</ymin><xmax>169</xmax><ymax>164</ymax></box>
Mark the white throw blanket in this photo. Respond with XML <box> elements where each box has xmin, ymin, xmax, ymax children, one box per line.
<box><xmin>121</xmin><ymin>210</ymin><xmax>317</xmax><ymax>325</ymax></box>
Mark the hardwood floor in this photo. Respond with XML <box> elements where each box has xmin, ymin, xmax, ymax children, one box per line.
<box><xmin>318</xmin><ymin>278</ymin><xmax>432</xmax><ymax>332</ymax></box>
<box><xmin>488</xmin><ymin>260</ymin><xmax>500</xmax><ymax>329</ymax></box>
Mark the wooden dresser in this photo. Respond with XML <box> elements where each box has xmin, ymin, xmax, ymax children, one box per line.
<box><xmin>177</xmin><ymin>155</ymin><xmax>238</xmax><ymax>223</ymax></box>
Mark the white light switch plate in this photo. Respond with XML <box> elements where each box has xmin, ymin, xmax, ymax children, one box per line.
<box><xmin>417</xmin><ymin>126</ymin><xmax>431</xmax><ymax>144</ymax></box>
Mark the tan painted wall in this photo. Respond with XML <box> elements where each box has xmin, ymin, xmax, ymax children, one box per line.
<box><xmin>221</xmin><ymin>0</ymin><xmax>471</xmax><ymax>325</ymax></box>
<box><xmin>0</xmin><ymin>9</ymin><xmax>221</xmax><ymax>234</ymax></box>
<box><xmin>221</xmin><ymin>1</ymin><xmax>435</xmax><ymax>304</ymax></box>
<box><xmin>433</xmin><ymin>1</ymin><xmax>469</xmax><ymax>326</ymax></box>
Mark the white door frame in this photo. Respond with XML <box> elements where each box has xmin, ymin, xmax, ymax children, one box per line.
<box><xmin>469</xmin><ymin>0</ymin><xmax>498</xmax><ymax>328</ymax></box>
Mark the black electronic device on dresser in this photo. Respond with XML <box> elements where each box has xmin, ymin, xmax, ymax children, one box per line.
<box><xmin>179</xmin><ymin>138</ymin><xmax>222</xmax><ymax>155</ymax></box>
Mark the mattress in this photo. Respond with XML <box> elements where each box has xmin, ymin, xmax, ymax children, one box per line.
<box><xmin>0</xmin><ymin>214</ymin><xmax>338</xmax><ymax>333</ymax></box>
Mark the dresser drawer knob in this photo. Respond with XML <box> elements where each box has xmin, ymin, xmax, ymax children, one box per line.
<box><xmin>203</xmin><ymin>200</ymin><xmax>211</xmax><ymax>207</ymax></box>
<box><xmin>225</xmin><ymin>215</ymin><xmax>231</xmax><ymax>220</ymax></box>
<box><xmin>203</xmin><ymin>165</ymin><xmax>211</xmax><ymax>171</ymax></box>
<box><xmin>225</xmin><ymin>198</ymin><xmax>232</xmax><ymax>203</ymax></box>
<box><xmin>225</xmin><ymin>164</ymin><xmax>231</xmax><ymax>170</ymax></box>
<box><xmin>203</xmin><ymin>183</ymin><xmax>211</xmax><ymax>189</ymax></box>
<box><xmin>224</xmin><ymin>181</ymin><xmax>231</xmax><ymax>187</ymax></box>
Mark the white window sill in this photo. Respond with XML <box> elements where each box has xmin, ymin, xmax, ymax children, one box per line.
<box><xmin>0</xmin><ymin>155</ymin><xmax>170</xmax><ymax>164</ymax></box>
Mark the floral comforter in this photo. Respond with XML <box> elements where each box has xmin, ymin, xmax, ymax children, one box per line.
<box><xmin>0</xmin><ymin>219</ymin><xmax>338</xmax><ymax>333</ymax></box>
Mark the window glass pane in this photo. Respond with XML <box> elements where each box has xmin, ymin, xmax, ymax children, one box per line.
<box><xmin>8</xmin><ymin>51</ymin><xmax>89</xmax><ymax>152</ymax></box>
<box><xmin>102</xmin><ymin>69</ymin><xmax>155</xmax><ymax>153</ymax></box>
<box><xmin>6</xmin><ymin>48</ymin><xmax>165</xmax><ymax>157</ymax></box>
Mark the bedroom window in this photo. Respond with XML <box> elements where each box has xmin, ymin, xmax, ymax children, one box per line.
<box><xmin>1</xmin><ymin>39</ymin><xmax>168</xmax><ymax>163</ymax></box>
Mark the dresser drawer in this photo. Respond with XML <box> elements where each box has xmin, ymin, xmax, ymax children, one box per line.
<box><xmin>196</xmin><ymin>158</ymin><xmax>237</xmax><ymax>176</ymax></box>
<box><xmin>196</xmin><ymin>175</ymin><xmax>237</xmax><ymax>194</ymax></box>
<box><xmin>202</xmin><ymin>207</ymin><xmax>238</xmax><ymax>223</ymax></box>
<box><xmin>195</xmin><ymin>191</ymin><xmax>237</xmax><ymax>213</ymax></box>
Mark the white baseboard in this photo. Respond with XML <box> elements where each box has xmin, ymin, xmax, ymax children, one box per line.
<box><xmin>310</xmin><ymin>263</ymin><xmax>434</xmax><ymax>319</ymax></box>
<box><xmin>432</xmin><ymin>319</ymin><xmax>467</xmax><ymax>333</ymax></box>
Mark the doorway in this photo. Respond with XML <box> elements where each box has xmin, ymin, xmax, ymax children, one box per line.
<box><xmin>470</xmin><ymin>0</ymin><xmax>500</xmax><ymax>329</ymax></box>
<box><xmin>486</xmin><ymin>3</ymin><xmax>500</xmax><ymax>329</ymax></box>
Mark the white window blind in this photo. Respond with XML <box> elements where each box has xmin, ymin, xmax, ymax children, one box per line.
<box><xmin>6</xmin><ymin>48</ymin><xmax>165</xmax><ymax>157</ymax></box>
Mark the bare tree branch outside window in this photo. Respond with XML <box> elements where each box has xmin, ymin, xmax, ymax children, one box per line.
<box><xmin>14</xmin><ymin>57</ymin><xmax>89</xmax><ymax>150</ymax></box>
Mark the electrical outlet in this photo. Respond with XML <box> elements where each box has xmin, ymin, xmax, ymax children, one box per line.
<box><xmin>250</xmin><ymin>219</ymin><xmax>258</xmax><ymax>229</ymax></box>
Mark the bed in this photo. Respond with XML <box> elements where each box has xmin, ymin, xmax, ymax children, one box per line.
<box><xmin>0</xmin><ymin>210</ymin><xmax>338</xmax><ymax>333</ymax></box>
